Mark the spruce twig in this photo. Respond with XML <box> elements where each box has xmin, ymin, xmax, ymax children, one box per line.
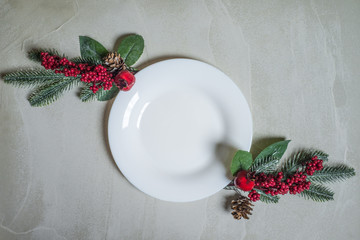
<box><xmin>28</xmin><ymin>49</ymin><xmax>62</xmax><ymax>62</ymax></box>
<box><xmin>307</xmin><ymin>164</ymin><xmax>355</xmax><ymax>183</ymax></box>
<box><xmin>250</xmin><ymin>156</ymin><xmax>279</xmax><ymax>174</ymax></box>
<box><xmin>255</xmin><ymin>189</ymin><xmax>280</xmax><ymax>203</ymax></box>
<box><xmin>79</xmin><ymin>84</ymin><xmax>96</xmax><ymax>102</ymax></box>
<box><xmin>3</xmin><ymin>69</ymin><xmax>67</xmax><ymax>87</ymax></box>
<box><xmin>299</xmin><ymin>183</ymin><xmax>334</xmax><ymax>202</ymax></box>
<box><xmin>70</xmin><ymin>57</ymin><xmax>103</xmax><ymax>65</ymax></box>
<box><xmin>281</xmin><ymin>150</ymin><xmax>328</xmax><ymax>177</ymax></box>
<box><xmin>28</xmin><ymin>77</ymin><xmax>79</xmax><ymax>107</ymax></box>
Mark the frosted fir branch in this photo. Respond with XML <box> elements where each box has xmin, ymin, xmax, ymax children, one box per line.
<box><xmin>281</xmin><ymin>149</ymin><xmax>328</xmax><ymax>177</ymax></box>
<box><xmin>251</xmin><ymin>156</ymin><xmax>279</xmax><ymax>174</ymax></box>
<box><xmin>27</xmin><ymin>49</ymin><xmax>63</xmax><ymax>62</ymax></box>
<box><xmin>307</xmin><ymin>164</ymin><xmax>355</xmax><ymax>183</ymax></box>
<box><xmin>28</xmin><ymin>77</ymin><xmax>80</xmax><ymax>107</ymax></box>
<box><xmin>3</xmin><ymin>69</ymin><xmax>70</xmax><ymax>88</ymax></box>
<box><xmin>299</xmin><ymin>184</ymin><xmax>334</xmax><ymax>202</ymax></box>
<box><xmin>255</xmin><ymin>189</ymin><xmax>280</xmax><ymax>203</ymax></box>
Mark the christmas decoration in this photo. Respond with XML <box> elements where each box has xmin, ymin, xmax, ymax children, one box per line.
<box><xmin>231</xmin><ymin>195</ymin><xmax>254</xmax><ymax>220</ymax></box>
<box><xmin>1</xmin><ymin>34</ymin><xmax>355</xmax><ymax>222</ymax></box>
<box><xmin>225</xmin><ymin>140</ymin><xmax>355</xmax><ymax>220</ymax></box>
<box><xmin>2</xmin><ymin>34</ymin><xmax>144</xmax><ymax>106</ymax></box>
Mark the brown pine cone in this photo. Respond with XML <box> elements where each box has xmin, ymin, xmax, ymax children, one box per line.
<box><xmin>103</xmin><ymin>52</ymin><xmax>126</xmax><ymax>72</ymax></box>
<box><xmin>231</xmin><ymin>195</ymin><xmax>254</xmax><ymax>220</ymax></box>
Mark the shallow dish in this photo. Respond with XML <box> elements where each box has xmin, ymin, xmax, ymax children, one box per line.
<box><xmin>108</xmin><ymin>59</ymin><xmax>252</xmax><ymax>202</ymax></box>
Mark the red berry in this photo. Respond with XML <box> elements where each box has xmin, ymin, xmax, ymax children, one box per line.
<box><xmin>234</xmin><ymin>170</ymin><xmax>255</xmax><ymax>191</ymax></box>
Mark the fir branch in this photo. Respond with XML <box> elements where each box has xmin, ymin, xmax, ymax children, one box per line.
<box><xmin>70</xmin><ymin>56</ymin><xmax>103</xmax><ymax>65</ymax></box>
<box><xmin>255</xmin><ymin>189</ymin><xmax>280</xmax><ymax>203</ymax></box>
<box><xmin>281</xmin><ymin>150</ymin><xmax>328</xmax><ymax>177</ymax></box>
<box><xmin>3</xmin><ymin>69</ymin><xmax>67</xmax><ymax>87</ymax></box>
<box><xmin>28</xmin><ymin>77</ymin><xmax>79</xmax><ymax>107</ymax></box>
<box><xmin>307</xmin><ymin>164</ymin><xmax>355</xmax><ymax>183</ymax></box>
<box><xmin>250</xmin><ymin>156</ymin><xmax>279</xmax><ymax>174</ymax></box>
<box><xmin>127</xmin><ymin>66</ymin><xmax>139</xmax><ymax>73</ymax></box>
<box><xmin>299</xmin><ymin>184</ymin><xmax>334</xmax><ymax>202</ymax></box>
<box><xmin>79</xmin><ymin>85</ymin><xmax>96</xmax><ymax>102</ymax></box>
<box><xmin>28</xmin><ymin>49</ymin><xmax>62</xmax><ymax>62</ymax></box>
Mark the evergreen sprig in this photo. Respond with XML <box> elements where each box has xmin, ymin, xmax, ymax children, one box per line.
<box><xmin>28</xmin><ymin>49</ymin><xmax>62</xmax><ymax>62</ymax></box>
<box><xmin>28</xmin><ymin>77</ymin><xmax>79</xmax><ymax>107</ymax></box>
<box><xmin>255</xmin><ymin>189</ymin><xmax>280</xmax><ymax>203</ymax></box>
<box><xmin>281</xmin><ymin>150</ymin><xmax>328</xmax><ymax>177</ymax></box>
<box><xmin>250</xmin><ymin>156</ymin><xmax>279</xmax><ymax>174</ymax></box>
<box><xmin>299</xmin><ymin>183</ymin><xmax>334</xmax><ymax>202</ymax></box>
<box><xmin>3</xmin><ymin>69</ymin><xmax>67</xmax><ymax>87</ymax></box>
<box><xmin>79</xmin><ymin>84</ymin><xmax>96</xmax><ymax>102</ymax></box>
<box><xmin>70</xmin><ymin>57</ymin><xmax>103</xmax><ymax>65</ymax></box>
<box><xmin>307</xmin><ymin>164</ymin><xmax>355</xmax><ymax>183</ymax></box>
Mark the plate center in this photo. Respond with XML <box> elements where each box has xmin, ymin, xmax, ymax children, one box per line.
<box><xmin>138</xmin><ymin>90</ymin><xmax>225</xmax><ymax>175</ymax></box>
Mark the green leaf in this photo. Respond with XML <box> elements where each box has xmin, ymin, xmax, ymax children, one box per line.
<box><xmin>117</xmin><ymin>34</ymin><xmax>144</xmax><ymax>66</ymax></box>
<box><xmin>4</xmin><ymin>69</ymin><xmax>68</xmax><ymax>87</ymax></box>
<box><xmin>250</xmin><ymin>156</ymin><xmax>279</xmax><ymax>174</ymax></box>
<box><xmin>28</xmin><ymin>77</ymin><xmax>79</xmax><ymax>107</ymax></box>
<box><xmin>299</xmin><ymin>184</ymin><xmax>334</xmax><ymax>202</ymax></box>
<box><xmin>307</xmin><ymin>164</ymin><xmax>355</xmax><ymax>183</ymax></box>
<box><xmin>79</xmin><ymin>36</ymin><xmax>108</xmax><ymax>60</ymax></box>
<box><xmin>255</xmin><ymin>189</ymin><xmax>280</xmax><ymax>203</ymax></box>
<box><xmin>230</xmin><ymin>150</ymin><xmax>253</xmax><ymax>176</ymax></box>
<box><xmin>254</xmin><ymin>140</ymin><xmax>291</xmax><ymax>162</ymax></box>
<box><xmin>95</xmin><ymin>83</ymin><xmax>119</xmax><ymax>101</ymax></box>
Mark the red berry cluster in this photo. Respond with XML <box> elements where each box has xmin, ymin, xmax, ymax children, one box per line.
<box><xmin>248</xmin><ymin>156</ymin><xmax>323</xmax><ymax>202</ymax></box>
<box><xmin>305</xmin><ymin>156</ymin><xmax>323</xmax><ymax>175</ymax></box>
<box><xmin>40</xmin><ymin>52</ymin><xmax>113</xmax><ymax>93</ymax></box>
<box><xmin>248</xmin><ymin>190</ymin><xmax>260</xmax><ymax>201</ymax></box>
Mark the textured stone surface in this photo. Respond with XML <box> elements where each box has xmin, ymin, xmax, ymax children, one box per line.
<box><xmin>0</xmin><ymin>0</ymin><xmax>359</xmax><ymax>239</ymax></box>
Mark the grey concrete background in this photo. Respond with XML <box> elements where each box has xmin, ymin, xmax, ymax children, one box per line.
<box><xmin>0</xmin><ymin>0</ymin><xmax>359</xmax><ymax>239</ymax></box>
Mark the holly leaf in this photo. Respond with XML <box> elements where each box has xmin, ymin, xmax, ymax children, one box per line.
<box><xmin>117</xmin><ymin>34</ymin><xmax>144</xmax><ymax>66</ymax></box>
<box><xmin>96</xmin><ymin>83</ymin><xmax>119</xmax><ymax>101</ymax></box>
<box><xmin>230</xmin><ymin>150</ymin><xmax>253</xmax><ymax>176</ymax></box>
<box><xmin>79</xmin><ymin>36</ymin><xmax>108</xmax><ymax>60</ymax></box>
<box><xmin>255</xmin><ymin>140</ymin><xmax>290</xmax><ymax>162</ymax></box>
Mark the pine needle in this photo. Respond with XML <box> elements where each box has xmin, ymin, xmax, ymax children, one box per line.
<box><xmin>281</xmin><ymin>149</ymin><xmax>328</xmax><ymax>177</ymax></box>
<box><xmin>27</xmin><ymin>49</ymin><xmax>62</xmax><ymax>62</ymax></box>
<box><xmin>70</xmin><ymin>57</ymin><xmax>103</xmax><ymax>65</ymax></box>
<box><xmin>256</xmin><ymin>189</ymin><xmax>280</xmax><ymax>203</ymax></box>
<box><xmin>3</xmin><ymin>69</ymin><xmax>68</xmax><ymax>88</ymax></box>
<box><xmin>307</xmin><ymin>164</ymin><xmax>355</xmax><ymax>183</ymax></box>
<box><xmin>299</xmin><ymin>184</ymin><xmax>334</xmax><ymax>202</ymax></box>
<box><xmin>250</xmin><ymin>156</ymin><xmax>279</xmax><ymax>174</ymax></box>
<box><xmin>79</xmin><ymin>85</ymin><xmax>96</xmax><ymax>102</ymax></box>
<box><xmin>28</xmin><ymin>77</ymin><xmax>79</xmax><ymax>107</ymax></box>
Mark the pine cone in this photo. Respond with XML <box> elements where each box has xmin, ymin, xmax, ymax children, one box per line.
<box><xmin>103</xmin><ymin>52</ymin><xmax>126</xmax><ymax>72</ymax></box>
<box><xmin>231</xmin><ymin>195</ymin><xmax>254</xmax><ymax>220</ymax></box>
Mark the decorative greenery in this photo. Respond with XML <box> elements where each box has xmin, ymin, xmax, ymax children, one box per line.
<box><xmin>255</xmin><ymin>189</ymin><xmax>280</xmax><ymax>203</ymax></box>
<box><xmin>281</xmin><ymin>150</ymin><xmax>328</xmax><ymax>177</ymax></box>
<box><xmin>250</xmin><ymin>156</ymin><xmax>279</xmax><ymax>174</ymax></box>
<box><xmin>227</xmin><ymin>140</ymin><xmax>355</xmax><ymax>205</ymax></box>
<box><xmin>4</xmin><ymin>69</ymin><xmax>69</xmax><ymax>87</ymax></box>
<box><xmin>2</xmin><ymin>34</ymin><xmax>144</xmax><ymax>106</ymax></box>
<box><xmin>28</xmin><ymin>77</ymin><xmax>79</xmax><ymax>107</ymax></box>
<box><xmin>230</xmin><ymin>150</ymin><xmax>252</xmax><ymax>176</ymax></box>
<box><xmin>307</xmin><ymin>164</ymin><xmax>355</xmax><ymax>183</ymax></box>
<box><xmin>300</xmin><ymin>184</ymin><xmax>334</xmax><ymax>202</ymax></box>
<box><xmin>79</xmin><ymin>36</ymin><xmax>108</xmax><ymax>60</ymax></box>
<box><xmin>117</xmin><ymin>35</ymin><xmax>144</xmax><ymax>66</ymax></box>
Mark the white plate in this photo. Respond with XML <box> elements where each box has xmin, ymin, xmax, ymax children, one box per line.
<box><xmin>108</xmin><ymin>59</ymin><xmax>252</xmax><ymax>202</ymax></box>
